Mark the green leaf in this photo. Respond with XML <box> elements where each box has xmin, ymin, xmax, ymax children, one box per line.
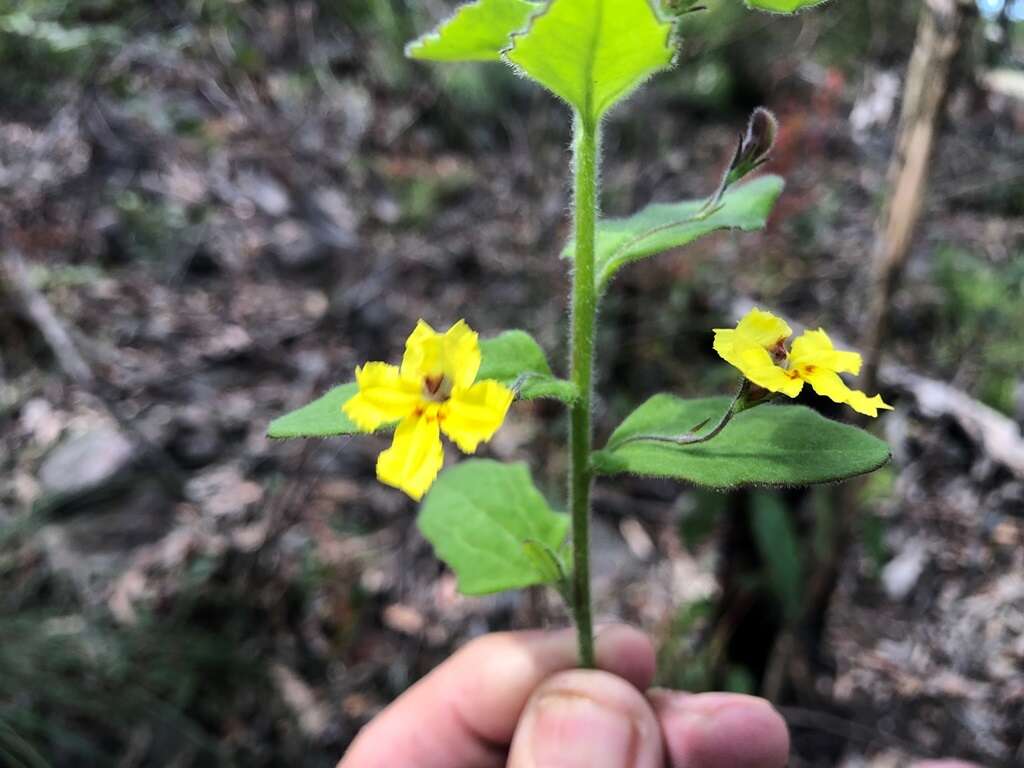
<box><xmin>750</xmin><ymin>492</ymin><xmax>804</xmax><ymax>621</ymax></box>
<box><xmin>593</xmin><ymin>395</ymin><xmax>891</xmax><ymax>488</ymax></box>
<box><xmin>406</xmin><ymin>0</ymin><xmax>540</xmax><ymax>62</ymax></box>
<box><xmin>418</xmin><ymin>460</ymin><xmax>570</xmax><ymax>595</ymax></box>
<box><xmin>564</xmin><ymin>175</ymin><xmax>784</xmax><ymax>291</ymax></box>
<box><xmin>479</xmin><ymin>330</ymin><xmax>577</xmax><ymax>403</ymax></box>
<box><xmin>744</xmin><ymin>0</ymin><xmax>830</xmax><ymax>14</ymax></box>
<box><xmin>504</xmin><ymin>0</ymin><xmax>675</xmax><ymax>122</ymax></box>
<box><xmin>267</xmin><ymin>383</ymin><xmax>365</xmax><ymax>439</ymax></box>
<box><xmin>522</xmin><ymin>540</ymin><xmax>569</xmax><ymax>587</ymax></box>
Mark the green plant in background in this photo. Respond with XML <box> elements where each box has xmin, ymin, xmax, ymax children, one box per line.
<box><xmin>269</xmin><ymin>0</ymin><xmax>890</xmax><ymax>669</ymax></box>
<box><xmin>932</xmin><ymin>247</ymin><xmax>1024</xmax><ymax>415</ymax></box>
<box><xmin>0</xmin><ymin>0</ymin><xmax>124</xmax><ymax>107</ymax></box>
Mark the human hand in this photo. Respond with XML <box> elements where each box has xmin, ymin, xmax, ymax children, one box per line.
<box><xmin>338</xmin><ymin>624</ymin><xmax>790</xmax><ymax>767</ymax></box>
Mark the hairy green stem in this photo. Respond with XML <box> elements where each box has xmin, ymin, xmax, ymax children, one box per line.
<box><xmin>569</xmin><ymin>116</ymin><xmax>599</xmax><ymax>668</ymax></box>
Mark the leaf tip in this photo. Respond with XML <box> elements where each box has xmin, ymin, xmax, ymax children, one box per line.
<box><xmin>404</xmin><ymin>39</ymin><xmax>425</xmax><ymax>60</ymax></box>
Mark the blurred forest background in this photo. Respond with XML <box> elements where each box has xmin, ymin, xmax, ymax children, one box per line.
<box><xmin>1</xmin><ymin>0</ymin><xmax>1023</xmax><ymax>766</ymax></box>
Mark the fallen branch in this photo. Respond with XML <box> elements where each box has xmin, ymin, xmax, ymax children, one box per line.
<box><xmin>882</xmin><ymin>364</ymin><xmax>1024</xmax><ymax>477</ymax></box>
<box><xmin>0</xmin><ymin>250</ymin><xmax>94</xmax><ymax>387</ymax></box>
<box><xmin>2</xmin><ymin>247</ymin><xmax>185</xmax><ymax>494</ymax></box>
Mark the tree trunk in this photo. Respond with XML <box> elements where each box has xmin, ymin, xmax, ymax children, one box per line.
<box><xmin>799</xmin><ymin>0</ymin><xmax>974</xmax><ymax>709</ymax></box>
<box><xmin>860</xmin><ymin>0</ymin><xmax>974</xmax><ymax>393</ymax></box>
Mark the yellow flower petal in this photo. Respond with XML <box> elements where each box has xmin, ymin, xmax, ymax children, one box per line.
<box><xmin>400</xmin><ymin>319</ymin><xmax>443</xmax><ymax>380</ymax></box>
<box><xmin>712</xmin><ymin>307</ymin><xmax>792</xmax><ymax>369</ymax></box>
<box><xmin>442</xmin><ymin>379</ymin><xmax>514</xmax><ymax>454</ymax></box>
<box><xmin>799</xmin><ymin>367</ymin><xmax>852</xmax><ymax>406</ymax></box>
<box><xmin>711</xmin><ymin>327</ymin><xmax>744</xmax><ymax>370</ymax></box>
<box><xmin>844</xmin><ymin>390</ymin><xmax>894</xmax><ymax>418</ymax></box>
<box><xmin>442</xmin><ymin>320</ymin><xmax>481</xmax><ymax>390</ymax></box>
<box><xmin>800</xmin><ymin>368</ymin><xmax>892</xmax><ymax>417</ymax></box>
<box><xmin>733</xmin><ymin>342</ymin><xmax>804</xmax><ymax>397</ymax></box>
<box><xmin>376</xmin><ymin>413</ymin><xmax>444</xmax><ymax>500</ymax></box>
<box><xmin>399</xmin><ymin>319</ymin><xmax>481</xmax><ymax>392</ymax></box>
<box><xmin>732</xmin><ymin>307</ymin><xmax>793</xmax><ymax>349</ymax></box>
<box><xmin>713</xmin><ymin>308</ymin><xmax>799</xmax><ymax>394</ymax></box>
<box><xmin>714</xmin><ymin>328</ymin><xmax>801</xmax><ymax>399</ymax></box>
<box><xmin>790</xmin><ymin>329</ymin><xmax>862</xmax><ymax>375</ymax></box>
<box><xmin>343</xmin><ymin>362</ymin><xmax>421</xmax><ymax>431</ymax></box>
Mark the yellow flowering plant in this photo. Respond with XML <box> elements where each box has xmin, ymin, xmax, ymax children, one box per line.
<box><xmin>677</xmin><ymin>307</ymin><xmax>894</xmax><ymax>443</ymax></box>
<box><xmin>269</xmin><ymin>0</ymin><xmax>884</xmax><ymax>668</ymax></box>
<box><xmin>343</xmin><ymin>320</ymin><xmax>514</xmax><ymax>500</ymax></box>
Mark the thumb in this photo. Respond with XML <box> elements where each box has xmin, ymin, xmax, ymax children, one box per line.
<box><xmin>507</xmin><ymin>669</ymin><xmax>663</xmax><ymax>768</ymax></box>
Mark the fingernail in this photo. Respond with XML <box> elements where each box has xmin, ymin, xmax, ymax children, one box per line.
<box><xmin>529</xmin><ymin>692</ymin><xmax>637</xmax><ymax>768</ymax></box>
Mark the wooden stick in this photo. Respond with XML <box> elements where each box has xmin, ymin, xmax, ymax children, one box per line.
<box><xmin>1</xmin><ymin>248</ymin><xmax>185</xmax><ymax>493</ymax></box>
<box><xmin>0</xmin><ymin>250</ymin><xmax>94</xmax><ymax>387</ymax></box>
<box><xmin>861</xmin><ymin>0</ymin><xmax>974</xmax><ymax>392</ymax></box>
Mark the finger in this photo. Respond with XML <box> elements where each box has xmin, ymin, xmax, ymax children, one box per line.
<box><xmin>339</xmin><ymin>624</ymin><xmax>655</xmax><ymax>768</ymax></box>
<box><xmin>507</xmin><ymin>669</ymin><xmax>663</xmax><ymax>768</ymax></box>
<box><xmin>649</xmin><ymin>690</ymin><xmax>790</xmax><ymax>768</ymax></box>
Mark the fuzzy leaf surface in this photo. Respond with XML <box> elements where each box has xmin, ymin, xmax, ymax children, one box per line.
<box><xmin>593</xmin><ymin>395</ymin><xmax>890</xmax><ymax>488</ymax></box>
<box><xmin>418</xmin><ymin>460</ymin><xmax>570</xmax><ymax>595</ymax></box>
<box><xmin>564</xmin><ymin>175</ymin><xmax>784</xmax><ymax>291</ymax></box>
<box><xmin>504</xmin><ymin>0</ymin><xmax>675</xmax><ymax>121</ymax></box>
<box><xmin>478</xmin><ymin>330</ymin><xmax>576</xmax><ymax>403</ymax></box>
<box><xmin>406</xmin><ymin>0</ymin><xmax>539</xmax><ymax>62</ymax></box>
<box><xmin>267</xmin><ymin>383</ymin><xmax>364</xmax><ymax>439</ymax></box>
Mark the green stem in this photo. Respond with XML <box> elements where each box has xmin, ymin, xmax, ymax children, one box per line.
<box><xmin>615</xmin><ymin>381</ymin><xmax>751</xmax><ymax>449</ymax></box>
<box><xmin>569</xmin><ymin>115</ymin><xmax>599</xmax><ymax>669</ymax></box>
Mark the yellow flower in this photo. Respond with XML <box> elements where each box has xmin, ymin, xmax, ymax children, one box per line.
<box><xmin>713</xmin><ymin>308</ymin><xmax>893</xmax><ymax>418</ymax></box>
<box><xmin>343</xmin><ymin>320</ymin><xmax>514</xmax><ymax>500</ymax></box>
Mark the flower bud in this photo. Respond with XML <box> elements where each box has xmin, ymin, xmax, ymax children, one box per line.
<box><xmin>726</xmin><ymin>107</ymin><xmax>779</xmax><ymax>187</ymax></box>
<box><xmin>741</xmin><ymin>108</ymin><xmax>779</xmax><ymax>165</ymax></box>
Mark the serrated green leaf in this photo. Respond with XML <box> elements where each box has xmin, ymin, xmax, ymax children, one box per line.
<box><xmin>750</xmin><ymin>492</ymin><xmax>804</xmax><ymax>621</ymax></box>
<box><xmin>418</xmin><ymin>460</ymin><xmax>570</xmax><ymax>595</ymax></box>
<box><xmin>504</xmin><ymin>0</ymin><xmax>675</xmax><ymax>122</ymax></box>
<box><xmin>564</xmin><ymin>175</ymin><xmax>784</xmax><ymax>291</ymax></box>
<box><xmin>267</xmin><ymin>383</ymin><xmax>365</xmax><ymax>439</ymax></box>
<box><xmin>593</xmin><ymin>395</ymin><xmax>891</xmax><ymax>488</ymax></box>
<box><xmin>479</xmin><ymin>330</ymin><xmax>577</xmax><ymax>403</ymax></box>
<box><xmin>406</xmin><ymin>0</ymin><xmax>540</xmax><ymax>62</ymax></box>
<box><xmin>744</xmin><ymin>0</ymin><xmax>830</xmax><ymax>14</ymax></box>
